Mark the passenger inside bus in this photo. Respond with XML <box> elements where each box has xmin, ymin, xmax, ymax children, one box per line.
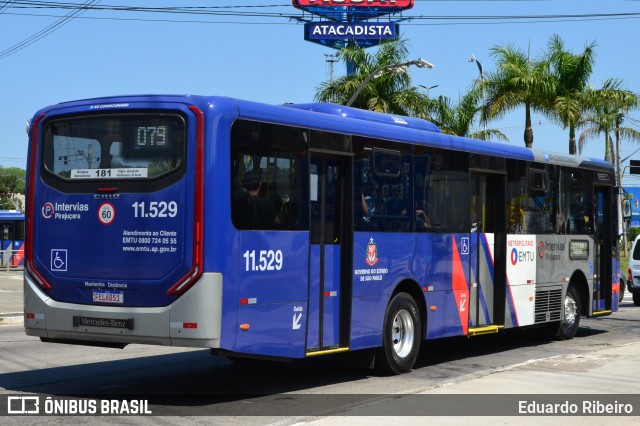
<box><xmin>237</xmin><ymin>171</ymin><xmax>281</xmax><ymax>228</ymax></box>
<box><xmin>414</xmin><ymin>206</ymin><xmax>432</xmax><ymax>231</ymax></box>
<box><xmin>361</xmin><ymin>192</ymin><xmax>376</xmax><ymax>219</ymax></box>
<box><xmin>357</xmin><ymin>190</ymin><xmax>379</xmax><ymax>231</ymax></box>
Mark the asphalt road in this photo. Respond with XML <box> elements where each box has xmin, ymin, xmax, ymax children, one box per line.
<box><xmin>1</xmin><ymin>270</ymin><xmax>639</xmax><ymax>425</ymax></box>
<box><xmin>0</xmin><ymin>270</ymin><xmax>22</xmax><ymax>324</ymax></box>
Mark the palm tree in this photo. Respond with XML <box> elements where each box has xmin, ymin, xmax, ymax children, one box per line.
<box><xmin>545</xmin><ymin>34</ymin><xmax>597</xmax><ymax>155</ymax></box>
<box><xmin>578</xmin><ymin>80</ymin><xmax>639</xmax><ymax>257</ymax></box>
<box><xmin>315</xmin><ymin>38</ymin><xmax>426</xmax><ymax>117</ymax></box>
<box><xmin>481</xmin><ymin>43</ymin><xmax>552</xmax><ymax>148</ymax></box>
<box><xmin>578</xmin><ymin>79</ymin><xmax>640</xmax><ymax>162</ymax></box>
<box><xmin>423</xmin><ymin>87</ymin><xmax>508</xmax><ymax>141</ymax></box>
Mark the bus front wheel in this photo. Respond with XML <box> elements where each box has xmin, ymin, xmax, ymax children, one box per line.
<box><xmin>376</xmin><ymin>292</ymin><xmax>421</xmax><ymax>375</ymax></box>
<box><xmin>556</xmin><ymin>285</ymin><xmax>581</xmax><ymax>340</ymax></box>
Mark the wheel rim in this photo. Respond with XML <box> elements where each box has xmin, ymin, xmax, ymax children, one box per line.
<box><xmin>391</xmin><ymin>308</ymin><xmax>414</xmax><ymax>358</ymax></box>
<box><xmin>564</xmin><ymin>291</ymin><xmax>577</xmax><ymax>326</ymax></box>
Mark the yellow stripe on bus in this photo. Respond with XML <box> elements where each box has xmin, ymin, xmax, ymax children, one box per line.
<box><xmin>306</xmin><ymin>348</ymin><xmax>350</xmax><ymax>357</ymax></box>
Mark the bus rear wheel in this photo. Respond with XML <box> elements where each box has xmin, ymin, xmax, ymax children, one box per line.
<box><xmin>376</xmin><ymin>292</ymin><xmax>421</xmax><ymax>375</ymax></box>
<box><xmin>556</xmin><ymin>285</ymin><xmax>581</xmax><ymax>340</ymax></box>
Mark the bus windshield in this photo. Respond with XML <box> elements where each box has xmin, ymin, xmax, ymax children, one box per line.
<box><xmin>43</xmin><ymin>114</ymin><xmax>185</xmax><ymax>180</ymax></box>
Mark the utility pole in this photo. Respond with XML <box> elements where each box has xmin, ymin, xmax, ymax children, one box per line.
<box><xmin>616</xmin><ymin>114</ymin><xmax>627</xmax><ymax>257</ymax></box>
<box><xmin>325</xmin><ymin>53</ymin><xmax>339</xmax><ymax>83</ymax></box>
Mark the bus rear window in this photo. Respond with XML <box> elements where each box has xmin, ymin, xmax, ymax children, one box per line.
<box><xmin>43</xmin><ymin>114</ymin><xmax>185</xmax><ymax>180</ymax></box>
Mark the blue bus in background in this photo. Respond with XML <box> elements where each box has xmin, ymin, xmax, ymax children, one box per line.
<box><xmin>0</xmin><ymin>209</ymin><xmax>25</xmax><ymax>269</ymax></box>
<box><xmin>622</xmin><ymin>187</ymin><xmax>640</xmax><ymax>228</ymax></box>
<box><xmin>24</xmin><ymin>95</ymin><xmax>618</xmax><ymax>374</ymax></box>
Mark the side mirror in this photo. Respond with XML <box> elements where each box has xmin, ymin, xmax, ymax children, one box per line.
<box><xmin>623</xmin><ymin>199</ymin><xmax>632</xmax><ymax>220</ymax></box>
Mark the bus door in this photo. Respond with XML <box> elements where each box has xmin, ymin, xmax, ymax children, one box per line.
<box><xmin>593</xmin><ymin>185</ymin><xmax>613</xmax><ymax>312</ymax></box>
<box><xmin>469</xmin><ymin>172</ymin><xmax>506</xmax><ymax>332</ymax></box>
<box><xmin>307</xmin><ymin>154</ymin><xmax>353</xmax><ymax>353</ymax></box>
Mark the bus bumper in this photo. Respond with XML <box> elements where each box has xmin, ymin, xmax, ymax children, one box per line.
<box><xmin>23</xmin><ymin>272</ymin><xmax>223</xmax><ymax>349</ymax></box>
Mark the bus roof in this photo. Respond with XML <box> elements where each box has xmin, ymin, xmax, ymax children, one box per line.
<box><xmin>32</xmin><ymin>94</ymin><xmax>615</xmax><ymax>173</ymax></box>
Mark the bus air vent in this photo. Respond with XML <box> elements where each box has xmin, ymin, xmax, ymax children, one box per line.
<box><xmin>534</xmin><ymin>288</ymin><xmax>563</xmax><ymax>323</ymax></box>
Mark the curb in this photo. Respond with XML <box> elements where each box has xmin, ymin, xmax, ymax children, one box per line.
<box><xmin>0</xmin><ymin>313</ymin><xmax>23</xmax><ymax>326</ymax></box>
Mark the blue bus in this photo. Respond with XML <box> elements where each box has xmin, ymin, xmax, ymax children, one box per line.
<box><xmin>0</xmin><ymin>209</ymin><xmax>25</xmax><ymax>269</ymax></box>
<box><xmin>24</xmin><ymin>96</ymin><xmax>619</xmax><ymax>373</ymax></box>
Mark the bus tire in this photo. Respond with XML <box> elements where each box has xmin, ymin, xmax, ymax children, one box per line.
<box><xmin>557</xmin><ymin>284</ymin><xmax>581</xmax><ymax>340</ymax></box>
<box><xmin>633</xmin><ymin>292</ymin><xmax>640</xmax><ymax>307</ymax></box>
<box><xmin>375</xmin><ymin>292</ymin><xmax>421</xmax><ymax>375</ymax></box>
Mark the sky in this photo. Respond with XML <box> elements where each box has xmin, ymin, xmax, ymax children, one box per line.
<box><xmin>3</xmin><ymin>0</ymin><xmax>640</xmax><ymax>185</ymax></box>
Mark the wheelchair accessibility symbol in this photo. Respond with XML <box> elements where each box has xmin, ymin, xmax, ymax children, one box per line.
<box><xmin>51</xmin><ymin>249</ymin><xmax>67</xmax><ymax>272</ymax></box>
<box><xmin>461</xmin><ymin>237</ymin><xmax>470</xmax><ymax>255</ymax></box>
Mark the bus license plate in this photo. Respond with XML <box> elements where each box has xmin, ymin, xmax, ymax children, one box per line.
<box><xmin>93</xmin><ymin>290</ymin><xmax>124</xmax><ymax>304</ymax></box>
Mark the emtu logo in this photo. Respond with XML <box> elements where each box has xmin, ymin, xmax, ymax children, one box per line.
<box><xmin>510</xmin><ymin>248</ymin><xmax>519</xmax><ymax>265</ymax></box>
<box><xmin>42</xmin><ymin>202</ymin><xmax>54</xmax><ymax>219</ymax></box>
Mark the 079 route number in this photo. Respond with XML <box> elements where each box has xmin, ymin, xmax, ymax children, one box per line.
<box><xmin>243</xmin><ymin>250</ymin><xmax>283</xmax><ymax>272</ymax></box>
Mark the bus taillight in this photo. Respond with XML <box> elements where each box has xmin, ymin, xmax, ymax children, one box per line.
<box><xmin>167</xmin><ymin>106</ymin><xmax>204</xmax><ymax>296</ymax></box>
<box><xmin>26</xmin><ymin>113</ymin><xmax>51</xmax><ymax>291</ymax></box>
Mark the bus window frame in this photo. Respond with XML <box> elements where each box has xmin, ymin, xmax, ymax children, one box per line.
<box><xmin>39</xmin><ymin>111</ymin><xmax>188</xmax><ymax>193</ymax></box>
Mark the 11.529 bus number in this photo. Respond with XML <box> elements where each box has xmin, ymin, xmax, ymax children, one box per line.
<box><xmin>243</xmin><ymin>250</ymin><xmax>283</xmax><ymax>272</ymax></box>
<box><xmin>131</xmin><ymin>201</ymin><xmax>178</xmax><ymax>218</ymax></box>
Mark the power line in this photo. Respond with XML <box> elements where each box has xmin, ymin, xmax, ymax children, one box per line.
<box><xmin>5</xmin><ymin>2</ymin><xmax>640</xmax><ymax>22</ymax></box>
<box><xmin>3</xmin><ymin>2</ymin><xmax>640</xmax><ymax>59</ymax></box>
<box><xmin>403</xmin><ymin>16</ymin><xmax>640</xmax><ymax>27</ymax></box>
<box><xmin>7</xmin><ymin>1</ymin><xmax>288</xmax><ymax>7</ymax></box>
<box><xmin>4</xmin><ymin>7</ymin><xmax>639</xmax><ymax>29</ymax></box>
<box><xmin>0</xmin><ymin>1</ymin><xmax>16</xmax><ymax>14</ymax></box>
<box><xmin>3</xmin><ymin>11</ymin><xmax>301</xmax><ymax>25</ymax></box>
<box><xmin>0</xmin><ymin>2</ymin><xmax>299</xmax><ymax>59</ymax></box>
<box><xmin>405</xmin><ymin>12</ymin><xmax>640</xmax><ymax>21</ymax></box>
<box><xmin>3</xmin><ymin>1</ymin><xmax>293</xmax><ymax>17</ymax></box>
<box><xmin>0</xmin><ymin>0</ymin><xmax>101</xmax><ymax>59</ymax></box>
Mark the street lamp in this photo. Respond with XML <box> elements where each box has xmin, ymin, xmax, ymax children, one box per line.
<box><xmin>346</xmin><ymin>58</ymin><xmax>434</xmax><ymax>107</ymax></box>
<box><xmin>419</xmin><ymin>84</ymin><xmax>439</xmax><ymax>96</ymax></box>
<box><xmin>468</xmin><ymin>53</ymin><xmax>484</xmax><ymax>79</ymax></box>
<box><xmin>469</xmin><ymin>53</ymin><xmax>486</xmax><ymax>133</ymax></box>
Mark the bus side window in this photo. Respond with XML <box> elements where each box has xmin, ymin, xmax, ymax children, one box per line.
<box><xmin>369</xmin><ymin>142</ymin><xmax>412</xmax><ymax>233</ymax></box>
<box><xmin>416</xmin><ymin>147</ymin><xmax>468</xmax><ymax>233</ymax></box>
<box><xmin>230</xmin><ymin>119</ymin><xmax>306</xmax><ymax>231</ymax></box>
<box><xmin>524</xmin><ymin>165</ymin><xmax>557</xmax><ymax>234</ymax></box>
<box><xmin>353</xmin><ymin>137</ymin><xmax>375</xmax><ymax>231</ymax></box>
<box><xmin>559</xmin><ymin>168</ymin><xmax>593</xmax><ymax>235</ymax></box>
<box><xmin>506</xmin><ymin>161</ymin><xmax>526</xmax><ymax>234</ymax></box>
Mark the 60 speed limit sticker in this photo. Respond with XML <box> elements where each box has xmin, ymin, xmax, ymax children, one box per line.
<box><xmin>98</xmin><ymin>202</ymin><xmax>116</xmax><ymax>225</ymax></box>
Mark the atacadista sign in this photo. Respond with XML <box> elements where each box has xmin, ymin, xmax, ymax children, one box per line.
<box><xmin>306</xmin><ymin>21</ymin><xmax>397</xmax><ymax>41</ymax></box>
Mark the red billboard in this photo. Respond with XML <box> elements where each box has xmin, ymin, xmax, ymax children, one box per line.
<box><xmin>294</xmin><ymin>0</ymin><xmax>414</xmax><ymax>8</ymax></box>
